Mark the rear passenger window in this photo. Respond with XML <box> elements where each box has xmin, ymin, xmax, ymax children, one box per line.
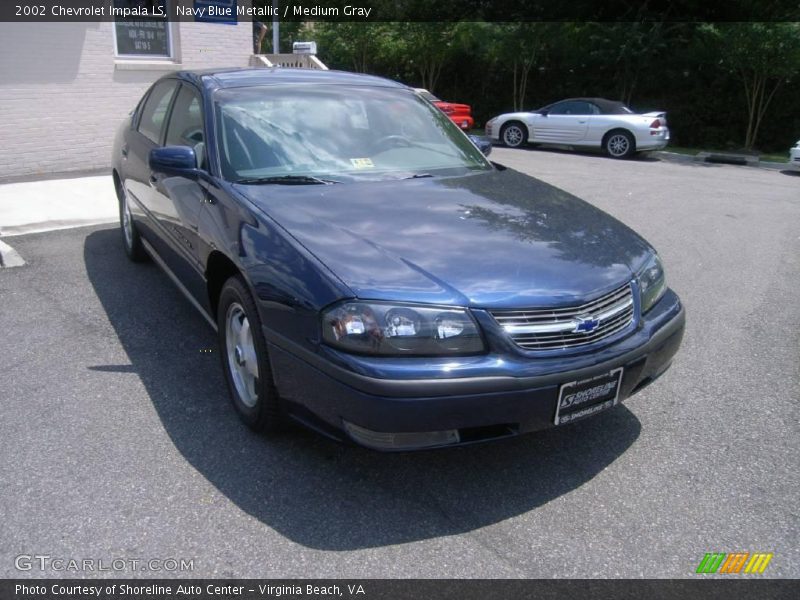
<box><xmin>138</xmin><ymin>80</ymin><xmax>178</xmax><ymax>144</ymax></box>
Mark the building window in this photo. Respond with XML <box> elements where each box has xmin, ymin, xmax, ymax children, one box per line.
<box><xmin>113</xmin><ymin>1</ymin><xmax>172</xmax><ymax>59</ymax></box>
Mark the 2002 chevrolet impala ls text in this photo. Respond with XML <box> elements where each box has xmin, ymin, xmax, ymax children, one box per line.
<box><xmin>112</xmin><ymin>68</ymin><xmax>685</xmax><ymax>451</ymax></box>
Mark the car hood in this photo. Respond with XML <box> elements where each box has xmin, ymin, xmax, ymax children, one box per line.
<box><xmin>237</xmin><ymin>169</ymin><xmax>652</xmax><ymax>309</ymax></box>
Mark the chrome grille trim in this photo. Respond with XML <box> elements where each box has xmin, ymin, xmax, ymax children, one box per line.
<box><xmin>490</xmin><ymin>282</ymin><xmax>635</xmax><ymax>351</ymax></box>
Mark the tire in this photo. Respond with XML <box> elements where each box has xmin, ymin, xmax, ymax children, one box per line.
<box><xmin>500</xmin><ymin>121</ymin><xmax>528</xmax><ymax>148</ymax></box>
<box><xmin>115</xmin><ymin>176</ymin><xmax>148</xmax><ymax>262</ymax></box>
<box><xmin>217</xmin><ymin>275</ymin><xmax>284</xmax><ymax>432</ymax></box>
<box><xmin>604</xmin><ymin>130</ymin><xmax>635</xmax><ymax>159</ymax></box>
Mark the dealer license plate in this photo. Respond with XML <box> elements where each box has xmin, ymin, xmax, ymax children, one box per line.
<box><xmin>555</xmin><ymin>368</ymin><xmax>623</xmax><ymax>425</ymax></box>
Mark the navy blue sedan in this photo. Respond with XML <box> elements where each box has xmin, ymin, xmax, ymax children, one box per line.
<box><xmin>112</xmin><ymin>68</ymin><xmax>685</xmax><ymax>450</ymax></box>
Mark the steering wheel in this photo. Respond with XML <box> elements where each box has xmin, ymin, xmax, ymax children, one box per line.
<box><xmin>373</xmin><ymin>134</ymin><xmax>413</xmax><ymax>152</ymax></box>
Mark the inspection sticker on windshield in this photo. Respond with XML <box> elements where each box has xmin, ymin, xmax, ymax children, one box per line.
<box><xmin>350</xmin><ymin>158</ymin><xmax>374</xmax><ymax>169</ymax></box>
<box><xmin>555</xmin><ymin>367</ymin><xmax>623</xmax><ymax>425</ymax></box>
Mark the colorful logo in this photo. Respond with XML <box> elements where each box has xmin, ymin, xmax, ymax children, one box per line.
<box><xmin>696</xmin><ymin>552</ymin><xmax>773</xmax><ymax>574</ymax></box>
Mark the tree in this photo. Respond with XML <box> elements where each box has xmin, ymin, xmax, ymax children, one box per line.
<box><xmin>488</xmin><ymin>23</ymin><xmax>553</xmax><ymax>111</ymax></box>
<box><xmin>586</xmin><ymin>22</ymin><xmax>674</xmax><ymax>105</ymax></box>
<box><xmin>700</xmin><ymin>23</ymin><xmax>800</xmax><ymax>150</ymax></box>
<box><xmin>397</xmin><ymin>23</ymin><xmax>457</xmax><ymax>92</ymax></box>
<box><xmin>309</xmin><ymin>22</ymin><xmax>394</xmax><ymax>73</ymax></box>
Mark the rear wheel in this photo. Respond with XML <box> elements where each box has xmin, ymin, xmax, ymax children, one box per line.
<box><xmin>115</xmin><ymin>176</ymin><xmax>147</xmax><ymax>262</ymax></box>
<box><xmin>217</xmin><ymin>275</ymin><xmax>284</xmax><ymax>432</ymax></box>
<box><xmin>604</xmin><ymin>130</ymin><xmax>635</xmax><ymax>159</ymax></box>
<box><xmin>500</xmin><ymin>122</ymin><xmax>528</xmax><ymax>148</ymax></box>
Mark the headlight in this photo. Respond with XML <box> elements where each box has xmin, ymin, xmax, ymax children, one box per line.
<box><xmin>638</xmin><ymin>254</ymin><xmax>667</xmax><ymax>314</ymax></box>
<box><xmin>322</xmin><ymin>301</ymin><xmax>485</xmax><ymax>356</ymax></box>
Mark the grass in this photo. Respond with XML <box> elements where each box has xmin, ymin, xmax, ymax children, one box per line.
<box><xmin>665</xmin><ymin>146</ymin><xmax>789</xmax><ymax>163</ymax></box>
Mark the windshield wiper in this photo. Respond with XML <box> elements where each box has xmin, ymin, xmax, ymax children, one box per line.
<box><xmin>235</xmin><ymin>175</ymin><xmax>340</xmax><ymax>185</ymax></box>
<box><xmin>403</xmin><ymin>173</ymin><xmax>433</xmax><ymax>179</ymax></box>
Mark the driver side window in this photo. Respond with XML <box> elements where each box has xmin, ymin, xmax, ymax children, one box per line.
<box><xmin>549</xmin><ymin>101</ymin><xmax>594</xmax><ymax>116</ymax></box>
<box><xmin>165</xmin><ymin>85</ymin><xmax>206</xmax><ymax>169</ymax></box>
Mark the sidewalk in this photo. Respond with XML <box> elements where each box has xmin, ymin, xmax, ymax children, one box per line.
<box><xmin>0</xmin><ymin>175</ymin><xmax>118</xmax><ymax>237</ymax></box>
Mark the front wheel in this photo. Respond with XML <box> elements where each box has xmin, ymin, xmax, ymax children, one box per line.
<box><xmin>500</xmin><ymin>122</ymin><xmax>528</xmax><ymax>148</ymax></box>
<box><xmin>217</xmin><ymin>275</ymin><xmax>284</xmax><ymax>432</ymax></box>
<box><xmin>604</xmin><ymin>130</ymin><xmax>635</xmax><ymax>159</ymax></box>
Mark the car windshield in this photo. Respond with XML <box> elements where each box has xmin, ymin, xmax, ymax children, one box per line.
<box><xmin>214</xmin><ymin>85</ymin><xmax>490</xmax><ymax>183</ymax></box>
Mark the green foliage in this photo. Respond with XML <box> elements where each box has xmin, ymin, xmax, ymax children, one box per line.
<box><xmin>699</xmin><ymin>23</ymin><xmax>800</xmax><ymax>149</ymax></box>
<box><xmin>304</xmin><ymin>21</ymin><xmax>800</xmax><ymax>152</ymax></box>
<box><xmin>311</xmin><ymin>22</ymin><xmax>396</xmax><ymax>73</ymax></box>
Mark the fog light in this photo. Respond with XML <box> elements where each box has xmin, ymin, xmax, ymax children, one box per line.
<box><xmin>343</xmin><ymin>421</ymin><xmax>460</xmax><ymax>450</ymax></box>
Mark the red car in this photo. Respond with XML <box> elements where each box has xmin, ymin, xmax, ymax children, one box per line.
<box><xmin>416</xmin><ymin>88</ymin><xmax>474</xmax><ymax>130</ymax></box>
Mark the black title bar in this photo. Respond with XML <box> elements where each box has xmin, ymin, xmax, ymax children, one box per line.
<box><xmin>1</xmin><ymin>0</ymin><xmax>799</xmax><ymax>22</ymax></box>
<box><xmin>1</xmin><ymin>579</ymin><xmax>798</xmax><ymax>600</ymax></box>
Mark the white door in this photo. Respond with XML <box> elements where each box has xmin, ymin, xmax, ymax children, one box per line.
<box><xmin>532</xmin><ymin>100</ymin><xmax>596</xmax><ymax>143</ymax></box>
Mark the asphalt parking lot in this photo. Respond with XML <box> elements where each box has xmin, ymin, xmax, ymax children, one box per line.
<box><xmin>0</xmin><ymin>149</ymin><xmax>798</xmax><ymax>578</ymax></box>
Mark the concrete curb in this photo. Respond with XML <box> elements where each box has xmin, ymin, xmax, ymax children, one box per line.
<box><xmin>0</xmin><ymin>239</ymin><xmax>25</xmax><ymax>268</ymax></box>
<box><xmin>655</xmin><ymin>151</ymin><xmax>790</xmax><ymax>171</ymax></box>
<box><xmin>0</xmin><ymin>217</ymin><xmax>118</xmax><ymax>238</ymax></box>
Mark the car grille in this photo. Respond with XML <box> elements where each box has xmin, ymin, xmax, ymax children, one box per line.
<box><xmin>489</xmin><ymin>283</ymin><xmax>635</xmax><ymax>351</ymax></box>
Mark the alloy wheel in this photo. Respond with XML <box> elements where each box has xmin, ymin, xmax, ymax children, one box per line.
<box><xmin>607</xmin><ymin>134</ymin><xmax>631</xmax><ymax>158</ymax></box>
<box><xmin>225</xmin><ymin>302</ymin><xmax>259</xmax><ymax>408</ymax></box>
<box><xmin>503</xmin><ymin>125</ymin><xmax>525</xmax><ymax>147</ymax></box>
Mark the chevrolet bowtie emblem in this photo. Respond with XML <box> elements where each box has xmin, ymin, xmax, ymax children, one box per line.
<box><xmin>573</xmin><ymin>316</ymin><xmax>600</xmax><ymax>333</ymax></box>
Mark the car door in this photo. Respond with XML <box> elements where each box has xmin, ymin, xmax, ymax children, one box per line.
<box><xmin>532</xmin><ymin>100</ymin><xmax>593</xmax><ymax>143</ymax></box>
<box><xmin>147</xmin><ymin>82</ymin><xmax>212</xmax><ymax>312</ymax></box>
<box><xmin>122</xmin><ymin>78</ymin><xmax>179</xmax><ymax>244</ymax></box>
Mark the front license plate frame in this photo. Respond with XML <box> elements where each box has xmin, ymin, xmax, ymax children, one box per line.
<box><xmin>555</xmin><ymin>367</ymin><xmax>623</xmax><ymax>425</ymax></box>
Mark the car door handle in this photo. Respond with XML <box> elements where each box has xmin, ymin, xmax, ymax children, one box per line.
<box><xmin>578</xmin><ymin>120</ymin><xmax>587</xmax><ymax>124</ymax></box>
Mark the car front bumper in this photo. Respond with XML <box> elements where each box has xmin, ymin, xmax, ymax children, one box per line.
<box><xmin>266</xmin><ymin>290</ymin><xmax>685</xmax><ymax>450</ymax></box>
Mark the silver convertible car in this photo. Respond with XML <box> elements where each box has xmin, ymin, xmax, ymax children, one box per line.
<box><xmin>790</xmin><ymin>138</ymin><xmax>800</xmax><ymax>170</ymax></box>
<box><xmin>486</xmin><ymin>97</ymin><xmax>669</xmax><ymax>158</ymax></box>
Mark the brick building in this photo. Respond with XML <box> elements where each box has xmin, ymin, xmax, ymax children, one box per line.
<box><xmin>0</xmin><ymin>13</ymin><xmax>254</xmax><ymax>181</ymax></box>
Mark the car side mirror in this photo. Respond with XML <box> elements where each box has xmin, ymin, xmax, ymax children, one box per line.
<box><xmin>149</xmin><ymin>146</ymin><xmax>203</xmax><ymax>178</ymax></box>
<box><xmin>537</xmin><ymin>109</ymin><xmax>549</xmax><ymax>117</ymax></box>
<box><xmin>467</xmin><ymin>134</ymin><xmax>492</xmax><ymax>157</ymax></box>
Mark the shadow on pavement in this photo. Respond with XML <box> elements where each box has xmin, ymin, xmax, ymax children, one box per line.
<box><xmin>494</xmin><ymin>144</ymin><xmax>662</xmax><ymax>162</ymax></box>
<box><xmin>84</xmin><ymin>226</ymin><xmax>641</xmax><ymax>551</ymax></box>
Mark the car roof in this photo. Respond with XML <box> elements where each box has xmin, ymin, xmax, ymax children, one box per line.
<box><xmin>550</xmin><ymin>97</ymin><xmax>631</xmax><ymax>114</ymax></box>
<box><xmin>168</xmin><ymin>67</ymin><xmax>407</xmax><ymax>91</ymax></box>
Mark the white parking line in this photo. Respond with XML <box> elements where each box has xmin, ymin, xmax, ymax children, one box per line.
<box><xmin>0</xmin><ymin>239</ymin><xmax>25</xmax><ymax>267</ymax></box>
